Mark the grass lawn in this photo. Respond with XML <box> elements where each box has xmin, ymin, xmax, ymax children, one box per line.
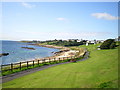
<box><xmin>2</xmin><ymin>44</ymin><xmax>118</xmax><ymax>88</ymax></box>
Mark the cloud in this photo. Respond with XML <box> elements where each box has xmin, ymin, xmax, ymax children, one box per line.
<box><xmin>91</xmin><ymin>13</ymin><xmax>120</xmax><ymax>20</ymax></box>
<box><xmin>21</xmin><ymin>2</ymin><xmax>36</xmax><ymax>8</ymax></box>
<box><xmin>56</xmin><ymin>17</ymin><xmax>66</xmax><ymax>21</ymax></box>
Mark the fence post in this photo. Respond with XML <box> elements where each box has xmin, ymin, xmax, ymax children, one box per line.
<box><xmin>20</xmin><ymin>62</ymin><xmax>21</xmax><ymax>70</ymax></box>
<box><xmin>33</xmin><ymin>61</ymin><xmax>34</xmax><ymax>67</ymax></box>
<box><xmin>1</xmin><ymin>65</ymin><xmax>2</xmax><ymax>73</ymax></box>
<box><xmin>27</xmin><ymin>61</ymin><xmax>28</xmax><ymax>69</ymax></box>
<box><xmin>59</xmin><ymin>58</ymin><xmax>60</xmax><ymax>62</ymax></box>
<box><xmin>11</xmin><ymin>63</ymin><xmax>13</xmax><ymax>72</ymax></box>
<box><xmin>38</xmin><ymin>60</ymin><xmax>39</xmax><ymax>66</ymax></box>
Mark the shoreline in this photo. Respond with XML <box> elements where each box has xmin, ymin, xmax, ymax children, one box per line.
<box><xmin>1</xmin><ymin>44</ymin><xmax>86</xmax><ymax>74</ymax></box>
<box><xmin>28</xmin><ymin>43</ymin><xmax>79</xmax><ymax>59</ymax></box>
<box><xmin>28</xmin><ymin>43</ymin><xmax>70</xmax><ymax>50</ymax></box>
<box><xmin>2</xmin><ymin>43</ymin><xmax>86</xmax><ymax>66</ymax></box>
<box><xmin>27</xmin><ymin>43</ymin><xmax>86</xmax><ymax>63</ymax></box>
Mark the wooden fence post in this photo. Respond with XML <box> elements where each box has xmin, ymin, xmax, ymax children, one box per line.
<box><xmin>20</xmin><ymin>62</ymin><xmax>21</xmax><ymax>70</ymax></box>
<box><xmin>27</xmin><ymin>61</ymin><xmax>28</xmax><ymax>69</ymax></box>
<box><xmin>1</xmin><ymin>65</ymin><xmax>2</xmax><ymax>72</ymax></box>
<box><xmin>33</xmin><ymin>61</ymin><xmax>34</xmax><ymax>67</ymax></box>
<box><xmin>43</xmin><ymin>59</ymin><xmax>45</xmax><ymax>64</ymax></box>
<box><xmin>38</xmin><ymin>60</ymin><xmax>39</xmax><ymax>66</ymax></box>
<box><xmin>11</xmin><ymin>63</ymin><xmax>13</xmax><ymax>72</ymax></box>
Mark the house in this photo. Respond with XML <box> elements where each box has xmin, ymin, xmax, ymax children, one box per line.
<box><xmin>86</xmin><ymin>40</ymin><xmax>97</xmax><ymax>46</ymax></box>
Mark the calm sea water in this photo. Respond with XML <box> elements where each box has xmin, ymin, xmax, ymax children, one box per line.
<box><xmin>0</xmin><ymin>41</ymin><xmax>59</xmax><ymax>65</ymax></box>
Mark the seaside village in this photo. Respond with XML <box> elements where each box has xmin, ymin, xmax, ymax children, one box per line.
<box><xmin>31</xmin><ymin>39</ymin><xmax>105</xmax><ymax>45</ymax></box>
<box><xmin>29</xmin><ymin>39</ymin><xmax>105</xmax><ymax>46</ymax></box>
<box><xmin>26</xmin><ymin>37</ymin><xmax>119</xmax><ymax>51</ymax></box>
<box><xmin>24</xmin><ymin>35</ymin><xmax>120</xmax><ymax>45</ymax></box>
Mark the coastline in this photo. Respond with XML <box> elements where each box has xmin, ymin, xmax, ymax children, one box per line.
<box><xmin>2</xmin><ymin>43</ymin><xmax>86</xmax><ymax>67</ymax></box>
<box><xmin>29</xmin><ymin>43</ymin><xmax>86</xmax><ymax>61</ymax></box>
<box><xmin>28</xmin><ymin>44</ymin><xmax>74</xmax><ymax>59</ymax></box>
<box><xmin>28</xmin><ymin>43</ymin><xmax>70</xmax><ymax>50</ymax></box>
<box><xmin>1</xmin><ymin>43</ymin><xmax>86</xmax><ymax>74</ymax></box>
<box><xmin>16</xmin><ymin>43</ymin><xmax>85</xmax><ymax>66</ymax></box>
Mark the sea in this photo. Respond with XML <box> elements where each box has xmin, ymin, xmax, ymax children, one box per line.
<box><xmin>0</xmin><ymin>41</ymin><xmax>59</xmax><ymax>65</ymax></box>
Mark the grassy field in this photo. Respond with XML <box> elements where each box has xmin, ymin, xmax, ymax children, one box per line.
<box><xmin>2</xmin><ymin>44</ymin><xmax>118</xmax><ymax>88</ymax></box>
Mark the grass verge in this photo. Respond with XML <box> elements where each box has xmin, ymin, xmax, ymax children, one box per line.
<box><xmin>2</xmin><ymin>44</ymin><xmax>118</xmax><ymax>88</ymax></box>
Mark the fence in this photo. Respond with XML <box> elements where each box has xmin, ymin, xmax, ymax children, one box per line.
<box><xmin>1</xmin><ymin>49</ymin><xmax>87</xmax><ymax>75</ymax></box>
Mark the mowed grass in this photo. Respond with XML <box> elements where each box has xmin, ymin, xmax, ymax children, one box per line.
<box><xmin>3</xmin><ymin>44</ymin><xmax>118</xmax><ymax>88</ymax></box>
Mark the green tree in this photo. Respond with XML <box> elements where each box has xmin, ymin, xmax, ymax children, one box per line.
<box><xmin>100</xmin><ymin>39</ymin><xmax>115</xmax><ymax>49</ymax></box>
<box><xmin>110</xmin><ymin>42</ymin><xmax>116</xmax><ymax>49</ymax></box>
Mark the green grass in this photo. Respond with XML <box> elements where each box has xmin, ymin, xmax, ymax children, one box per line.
<box><xmin>2</xmin><ymin>59</ymin><xmax>73</xmax><ymax>76</ymax></box>
<box><xmin>2</xmin><ymin>44</ymin><xmax>118</xmax><ymax>88</ymax></box>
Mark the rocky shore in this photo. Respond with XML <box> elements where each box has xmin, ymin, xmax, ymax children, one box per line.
<box><xmin>18</xmin><ymin>43</ymin><xmax>86</xmax><ymax>65</ymax></box>
<box><xmin>27</xmin><ymin>44</ymin><xmax>78</xmax><ymax>60</ymax></box>
<box><xmin>1</xmin><ymin>43</ymin><xmax>86</xmax><ymax>69</ymax></box>
<box><xmin>0</xmin><ymin>53</ymin><xmax>9</xmax><ymax>57</ymax></box>
<box><xmin>21</xmin><ymin>47</ymin><xmax>35</xmax><ymax>50</ymax></box>
<box><xmin>28</xmin><ymin>44</ymin><xmax>70</xmax><ymax>50</ymax></box>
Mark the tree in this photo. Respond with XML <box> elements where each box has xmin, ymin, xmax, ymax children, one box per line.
<box><xmin>100</xmin><ymin>39</ymin><xmax>115</xmax><ymax>49</ymax></box>
<box><xmin>110</xmin><ymin>42</ymin><xmax>116</xmax><ymax>49</ymax></box>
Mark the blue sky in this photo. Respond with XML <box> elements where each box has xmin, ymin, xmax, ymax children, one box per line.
<box><xmin>1</xmin><ymin>2</ymin><xmax>119</xmax><ymax>41</ymax></box>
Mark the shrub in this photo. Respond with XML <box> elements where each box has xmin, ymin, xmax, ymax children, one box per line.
<box><xmin>98</xmin><ymin>81</ymin><xmax>112</xmax><ymax>88</ymax></box>
<box><xmin>100</xmin><ymin>39</ymin><xmax>115</xmax><ymax>49</ymax></box>
<box><xmin>110</xmin><ymin>42</ymin><xmax>116</xmax><ymax>49</ymax></box>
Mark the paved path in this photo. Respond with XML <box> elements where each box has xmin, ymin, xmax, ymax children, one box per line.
<box><xmin>1</xmin><ymin>51</ymin><xmax>89</xmax><ymax>83</ymax></box>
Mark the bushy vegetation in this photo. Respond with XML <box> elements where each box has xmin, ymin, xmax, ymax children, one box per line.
<box><xmin>100</xmin><ymin>39</ymin><xmax>116</xmax><ymax>49</ymax></box>
<box><xmin>21</xmin><ymin>39</ymin><xmax>87</xmax><ymax>47</ymax></box>
<box><xmin>42</xmin><ymin>40</ymin><xmax>86</xmax><ymax>47</ymax></box>
<box><xmin>98</xmin><ymin>81</ymin><xmax>113</xmax><ymax>88</ymax></box>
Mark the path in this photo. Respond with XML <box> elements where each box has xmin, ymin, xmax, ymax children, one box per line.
<box><xmin>1</xmin><ymin>51</ymin><xmax>89</xmax><ymax>83</ymax></box>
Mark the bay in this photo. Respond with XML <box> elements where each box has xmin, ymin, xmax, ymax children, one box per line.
<box><xmin>0</xmin><ymin>40</ymin><xmax>59</xmax><ymax>65</ymax></box>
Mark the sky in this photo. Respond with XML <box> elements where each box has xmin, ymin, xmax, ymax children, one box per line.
<box><xmin>1</xmin><ymin>2</ymin><xmax>119</xmax><ymax>41</ymax></box>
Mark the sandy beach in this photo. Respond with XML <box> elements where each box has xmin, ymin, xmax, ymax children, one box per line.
<box><xmin>29</xmin><ymin>44</ymin><xmax>86</xmax><ymax>60</ymax></box>
<box><xmin>24</xmin><ymin>44</ymin><xmax>86</xmax><ymax>65</ymax></box>
<box><xmin>19</xmin><ymin>49</ymin><xmax>81</xmax><ymax>66</ymax></box>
